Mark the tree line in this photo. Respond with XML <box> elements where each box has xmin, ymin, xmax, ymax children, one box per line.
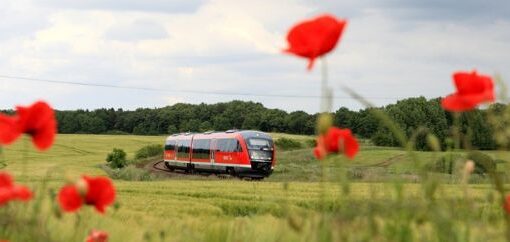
<box><xmin>2</xmin><ymin>98</ymin><xmax>500</xmax><ymax>150</ymax></box>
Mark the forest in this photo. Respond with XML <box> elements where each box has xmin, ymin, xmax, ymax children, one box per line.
<box><xmin>17</xmin><ymin>97</ymin><xmax>495</xmax><ymax>150</ymax></box>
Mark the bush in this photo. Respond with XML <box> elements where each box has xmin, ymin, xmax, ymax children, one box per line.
<box><xmin>106</xmin><ymin>148</ymin><xmax>128</xmax><ymax>169</ymax></box>
<box><xmin>135</xmin><ymin>144</ymin><xmax>163</xmax><ymax>160</ymax></box>
<box><xmin>104</xmin><ymin>130</ymin><xmax>129</xmax><ymax>135</ymax></box>
<box><xmin>466</xmin><ymin>151</ymin><xmax>496</xmax><ymax>174</ymax></box>
<box><xmin>430</xmin><ymin>154</ymin><xmax>463</xmax><ymax>174</ymax></box>
<box><xmin>305</xmin><ymin>139</ymin><xmax>316</xmax><ymax>148</ymax></box>
<box><xmin>275</xmin><ymin>137</ymin><xmax>302</xmax><ymax>150</ymax></box>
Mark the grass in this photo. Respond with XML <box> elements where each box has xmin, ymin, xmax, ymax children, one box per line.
<box><xmin>0</xmin><ymin>134</ymin><xmax>509</xmax><ymax>241</ymax></box>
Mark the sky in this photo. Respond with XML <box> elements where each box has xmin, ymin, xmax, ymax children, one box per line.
<box><xmin>0</xmin><ymin>0</ymin><xmax>508</xmax><ymax>113</ymax></box>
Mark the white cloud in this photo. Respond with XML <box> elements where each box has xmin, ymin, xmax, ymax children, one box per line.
<box><xmin>0</xmin><ymin>0</ymin><xmax>508</xmax><ymax>113</ymax></box>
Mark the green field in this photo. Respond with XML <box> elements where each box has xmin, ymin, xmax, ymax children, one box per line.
<box><xmin>1</xmin><ymin>134</ymin><xmax>509</xmax><ymax>242</ymax></box>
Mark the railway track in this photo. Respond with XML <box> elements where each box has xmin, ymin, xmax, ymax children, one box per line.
<box><xmin>148</xmin><ymin>160</ymin><xmax>239</xmax><ymax>179</ymax></box>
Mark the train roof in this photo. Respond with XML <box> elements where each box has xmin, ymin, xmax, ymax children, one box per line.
<box><xmin>165</xmin><ymin>130</ymin><xmax>272</xmax><ymax>141</ymax></box>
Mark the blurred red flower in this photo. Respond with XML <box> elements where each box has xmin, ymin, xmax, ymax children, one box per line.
<box><xmin>16</xmin><ymin>101</ymin><xmax>57</xmax><ymax>150</ymax></box>
<box><xmin>58</xmin><ymin>176</ymin><xmax>116</xmax><ymax>214</ymax></box>
<box><xmin>0</xmin><ymin>172</ymin><xmax>33</xmax><ymax>206</ymax></box>
<box><xmin>0</xmin><ymin>101</ymin><xmax>56</xmax><ymax>150</ymax></box>
<box><xmin>0</xmin><ymin>115</ymin><xmax>19</xmax><ymax>145</ymax></box>
<box><xmin>58</xmin><ymin>184</ymin><xmax>83</xmax><ymax>212</ymax></box>
<box><xmin>441</xmin><ymin>71</ymin><xmax>495</xmax><ymax>112</ymax></box>
<box><xmin>504</xmin><ymin>194</ymin><xmax>510</xmax><ymax>215</ymax></box>
<box><xmin>314</xmin><ymin>127</ymin><xmax>359</xmax><ymax>160</ymax></box>
<box><xmin>284</xmin><ymin>14</ymin><xmax>347</xmax><ymax>70</ymax></box>
<box><xmin>85</xmin><ymin>230</ymin><xmax>109</xmax><ymax>242</ymax></box>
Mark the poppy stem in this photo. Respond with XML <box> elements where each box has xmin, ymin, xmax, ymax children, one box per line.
<box><xmin>319</xmin><ymin>57</ymin><xmax>332</xmax><ymax>214</ymax></box>
<box><xmin>0</xmin><ymin>147</ymin><xmax>6</xmax><ymax>169</ymax></box>
<box><xmin>452</xmin><ymin>112</ymin><xmax>461</xmax><ymax>150</ymax></box>
<box><xmin>320</xmin><ymin>57</ymin><xmax>332</xmax><ymax>113</ymax></box>
<box><xmin>22</xmin><ymin>137</ymin><xmax>28</xmax><ymax>180</ymax></box>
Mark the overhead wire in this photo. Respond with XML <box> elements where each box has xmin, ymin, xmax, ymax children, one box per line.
<box><xmin>0</xmin><ymin>74</ymin><xmax>400</xmax><ymax>100</ymax></box>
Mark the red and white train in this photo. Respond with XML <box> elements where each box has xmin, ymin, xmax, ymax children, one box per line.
<box><xmin>164</xmin><ymin>130</ymin><xmax>275</xmax><ymax>178</ymax></box>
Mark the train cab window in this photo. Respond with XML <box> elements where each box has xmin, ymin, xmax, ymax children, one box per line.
<box><xmin>165</xmin><ymin>140</ymin><xmax>176</xmax><ymax>151</ymax></box>
<box><xmin>192</xmin><ymin>139</ymin><xmax>211</xmax><ymax>159</ymax></box>
<box><xmin>248</xmin><ymin>139</ymin><xmax>270</xmax><ymax>148</ymax></box>
<box><xmin>216</xmin><ymin>139</ymin><xmax>242</xmax><ymax>152</ymax></box>
<box><xmin>177</xmin><ymin>140</ymin><xmax>191</xmax><ymax>158</ymax></box>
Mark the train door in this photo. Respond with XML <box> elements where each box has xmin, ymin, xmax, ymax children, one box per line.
<box><xmin>210</xmin><ymin>139</ymin><xmax>217</xmax><ymax>166</ymax></box>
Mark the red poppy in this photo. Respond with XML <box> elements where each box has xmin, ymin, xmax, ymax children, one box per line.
<box><xmin>15</xmin><ymin>101</ymin><xmax>57</xmax><ymax>150</ymax></box>
<box><xmin>504</xmin><ymin>194</ymin><xmax>510</xmax><ymax>215</ymax></box>
<box><xmin>85</xmin><ymin>229</ymin><xmax>108</xmax><ymax>242</ymax></box>
<box><xmin>0</xmin><ymin>114</ymin><xmax>19</xmax><ymax>145</ymax></box>
<box><xmin>58</xmin><ymin>184</ymin><xmax>83</xmax><ymax>212</ymax></box>
<box><xmin>441</xmin><ymin>71</ymin><xmax>495</xmax><ymax>112</ymax></box>
<box><xmin>314</xmin><ymin>127</ymin><xmax>359</xmax><ymax>160</ymax></box>
<box><xmin>0</xmin><ymin>172</ymin><xmax>33</xmax><ymax>206</ymax></box>
<box><xmin>284</xmin><ymin>14</ymin><xmax>347</xmax><ymax>70</ymax></box>
<box><xmin>85</xmin><ymin>230</ymin><xmax>109</xmax><ymax>242</ymax></box>
<box><xmin>58</xmin><ymin>176</ymin><xmax>116</xmax><ymax>214</ymax></box>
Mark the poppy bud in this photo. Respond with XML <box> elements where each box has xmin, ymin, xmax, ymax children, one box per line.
<box><xmin>76</xmin><ymin>178</ymin><xmax>89</xmax><ymax>197</ymax></box>
<box><xmin>317</xmin><ymin>113</ymin><xmax>333</xmax><ymax>135</ymax></box>
<box><xmin>464</xmin><ymin>160</ymin><xmax>475</xmax><ymax>174</ymax></box>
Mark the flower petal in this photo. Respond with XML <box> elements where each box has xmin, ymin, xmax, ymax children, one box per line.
<box><xmin>16</xmin><ymin>101</ymin><xmax>57</xmax><ymax>151</ymax></box>
<box><xmin>84</xmin><ymin>176</ymin><xmax>116</xmax><ymax>214</ymax></box>
<box><xmin>0</xmin><ymin>115</ymin><xmax>21</xmax><ymax>146</ymax></box>
<box><xmin>0</xmin><ymin>173</ymin><xmax>13</xmax><ymax>188</ymax></box>
<box><xmin>443</xmin><ymin>70</ymin><xmax>494</xmax><ymax>112</ymax></box>
<box><xmin>12</xmin><ymin>185</ymin><xmax>33</xmax><ymax>201</ymax></box>
<box><xmin>58</xmin><ymin>185</ymin><xmax>83</xmax><ymax>212</ymax></box>
<box><xmin>284</xmin><ymin>14</ymin><xmax>347</xmax><ymax>70</ymax></box>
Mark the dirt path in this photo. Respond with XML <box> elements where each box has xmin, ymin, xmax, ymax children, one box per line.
<box><xmin>354</xmin><ymin>154</ymin><xmax>406</xmax><ymax>168</ymax></box>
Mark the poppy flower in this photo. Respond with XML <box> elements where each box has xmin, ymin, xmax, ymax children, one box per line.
<box><xmin>85</xmin><ymin>229</ymin><xmax>109</xmax><ymax>242</ymax></box>
<box><xmin>0</xmin><ymin>172</ymin><xmax>33</xmax><ymax>206</ymax></box>
<box><xmin>314</xmin><ymin>127</ymin><xmax>359</xmax><ymax>160</ymax></box>
<box><xmin>441</xmin><ymin>71</ymin><xmax>495</xmax><ymax>112</ymax></box>
<box><xmin>15</xmin><ymin>101</ymin><xmax>57</xmax><ymax>150</ymax></box>
<box><xmin>504</xmin><ymin>194</ymin><xmax>510</xmax><ymax>215</ymax></box>
<box><xmin>58</xmin><ymin>184</ymin><xmax>83</xmax><ymax>212</ymax></box>
<box><xmin>284</xmin><ymin>14</ymin><xmax>347</xmax><ymax>70</ymax></box>
<box><xmin>58</xmin><ymin>176</ymin><xmax>116</xmax><ymax>214</ymax></box>
<box><xmin>0</xmin><ymin>115</ymin><xmax>19</xmax><ymax>145</ymax></box>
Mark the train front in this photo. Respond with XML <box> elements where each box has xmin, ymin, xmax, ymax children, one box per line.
<box><xmin>240</xmin><ymin>131</ymin><xmax>275</xmax><ymax>177</ymax></box>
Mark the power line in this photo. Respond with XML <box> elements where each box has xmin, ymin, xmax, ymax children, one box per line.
<box><xmin>0</xmin><ymin>74</ymin><xmax>400</xmax><ymax>100</ymax></box>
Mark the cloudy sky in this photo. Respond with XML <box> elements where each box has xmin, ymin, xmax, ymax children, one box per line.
<box><xmin>0</xmin><ymin>0</ymin><xmax>508</xmax><ymax>113</ymax></box>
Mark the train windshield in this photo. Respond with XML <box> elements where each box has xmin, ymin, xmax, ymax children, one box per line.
<box><xmin>247</xmin><ymin>138</ymin><xmax>272</xmax><ymax>150</ymax></box>
<box><xmin>247</xmin><ymin>138</ymin><xmax>273</xmax><ymax>161</ymax></box>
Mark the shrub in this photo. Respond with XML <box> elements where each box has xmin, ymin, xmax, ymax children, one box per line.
<box><xmin>104</xmin><ymin>130</ymin><xmax>129</xmax><ymax>135</ymax></box>
<box><xmin>106</xmin><ymin>148</ymin><xmax>128</xmax><ymax>169</ymax></box>
<box><xmin>305</xmin><ymin>138</ymin><xmax>316</xmax><ymax>148</ymax></box>
<box><xmin>430</xmin><ymin>154</ymin><xmax>463</xmax><ymax>174</ymax></box>
<box><xmin>466</xmin><ymin>151</ymin><xmax>496</xmax><ymax>174</ymax></box>
<box><xmin>134</xmin><ymin>144</ymin><xmax>163</xmax><ymax>160</ymax></box>
<box><xmin>275</xmin><ymin>137</ymin><xmax>302</xmax><ymax>150</ymax></box>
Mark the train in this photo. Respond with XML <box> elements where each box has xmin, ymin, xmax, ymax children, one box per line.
<box><xmin>164</xmin><ymin>130</ymin><xmax>275</xmax><ymax>178</ymax></box>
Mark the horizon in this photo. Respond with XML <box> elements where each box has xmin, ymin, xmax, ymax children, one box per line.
<box><xmin>5</xmin><ymin>95</ymin><xmax>492</xmax><ymax>114</ymax></box>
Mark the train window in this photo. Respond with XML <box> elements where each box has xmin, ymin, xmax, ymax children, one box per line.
<box><xmin>247</xmin><ymin>138</ymin><xmax>273</xmax><ymax>150</ymax></box>
<box><xmin>192</xmin><ymin>139</ymin><xmax>211</xmax><ymax>159</ymax></box>
<box><xmin>165</xmin><ymin>140</ymin><xmax>176</xmax><ymax>151</ymax></box>
<box><xmin>177</xmin><ymin>140</ymin><xmax>191</xmax><ymax>158</ymax></box>
<box><xmin>216</xmin><ymin>139</ymin><xmax>242</xmax><ymax>152</ymax></box>
<box><xmin>248</xmin><ymin>139</ymin><xmax>270</xmax><ymax>147</ymax></box>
